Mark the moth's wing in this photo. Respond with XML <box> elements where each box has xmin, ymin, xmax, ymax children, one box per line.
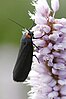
<box><xmin>13</xmin><ymin>40</ymin><xmax>33</xmax><ymax>82</ymax></box>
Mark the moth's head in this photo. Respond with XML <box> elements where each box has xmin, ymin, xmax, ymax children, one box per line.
<box><xmin>25</xmin><ymin>29</ymin><xmax>33</xmax><ymax>39</ymax></box>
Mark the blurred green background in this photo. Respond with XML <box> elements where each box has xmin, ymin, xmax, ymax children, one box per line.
<box><xmin>0</xmin><ymin>0</ymin><xmax>66</xmax><ymax>45</ymax></box>
<box><xmin>0</xmin><ymin>0</ymin><xmax>34</xmax><ymax>45</ymax></box>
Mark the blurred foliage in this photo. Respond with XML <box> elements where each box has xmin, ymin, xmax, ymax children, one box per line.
<box><xmin>0</xmin><ymin>0</ymin><xmax>34</xmax><ymax>45</ymax></box>
<box><xmin>0</xmin><ymin>0</ymin><xmax>66</xmax><ymax>45</ymax></box>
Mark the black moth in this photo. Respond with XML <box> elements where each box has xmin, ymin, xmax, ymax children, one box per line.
<box><xmin>9</xmin><ymin>18</ymin><xmax>43</xmax><ymax>82</ymax></box>
<box><xmin>13</xmin><ymin>29</ymin><xmax>33</xmax><ymax>82</ymax></box>
<box><xmin>8</xmin><ymin>18</ymin><xmax>34</xmax><ymax>82</ymax></box>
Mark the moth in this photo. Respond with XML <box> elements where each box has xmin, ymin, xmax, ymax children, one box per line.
<box><xmin>13</xmin><ymin>29</ymin><xmax>33</xmax><ymax>82</ymax></box>
<box><xmin>9</xmin><ymin>18</ymin><xmax>44</xmax><ymax>82</ymax></box>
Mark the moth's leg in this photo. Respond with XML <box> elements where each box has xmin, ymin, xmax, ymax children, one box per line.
<box><xmin>33</xmin><ymin>34</ymin><xmax>45</xmax><ymax>39</ymax></box>
<box><xmin>32</xmin><ymin>43</ymin><xmax>39</xmax><ymax>50</ymax></box>
<box><xmin>33</xmin><ymin>54</ymin><xmax>40</xmax><ymax>63</ymax></box>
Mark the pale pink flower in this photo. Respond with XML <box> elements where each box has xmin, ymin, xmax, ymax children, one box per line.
<box><xmin>53</xmin><ymin>24</ymin><xmax>63</xmax><ymax>30</ymax></box>
<box><xmin>34</xmin><ymin>14</ymin><xmax>47</xmax><ymax>25</ymax></box>
<box><xmin>48</xmin><ymin>91</ymin><xmax>58</xmax><ymax>98</ymax></box>
<box><xmin>51</xmin><ymin>0</ymin><xmax>59</xmax><ymax>13</ymax></box>
<box><xmin>53</xmin><ymin>85</ymin><xmax>60</xmax><ymax>91</ymax></box>
<box><xmin>55</xmin><ymin>18</ymin><xmax>66</xmax><ymax>25</ymax></box>
<box><xmin>35</xmin><ymin>0</ymin><xmax>50</xmax><ymax>17</ymax></box>
<box><xmin>61</xmin><ymin>96</ymin><xmax>66</xmax><ymax>99</ymax></box>
<box><xmin>60</xmin><ymin>85</ymin><xmax>66</xmax><ymax>95</ymax></box>
<box><xmin>52</xmin><ymin>68</ymin><xmax>58</xmax><ymax>75</ymax></box>
<box><xmin>34</xmin><ymin>31</ymin><xmax>42</xmax><ymax>38</ymax></box>
<box><xmin>49</xmin><ymin>31</ymin><xmax>59</xmax><ymax>41</ymax></box>
<box><xmin>25</xmin><ymin>0</ymin><xmax>66</xmax><ymax>99</ymax></box>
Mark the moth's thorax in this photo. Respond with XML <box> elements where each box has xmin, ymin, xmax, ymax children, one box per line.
<box><xmin>26</xmin><ymin>32</ymin><xmax>32</xmax><ymax>39</ymax></box>
<box><xmin>21</xmin><ymin>32</ymin><xmax>32</xmax><ymax>43</ymax></box>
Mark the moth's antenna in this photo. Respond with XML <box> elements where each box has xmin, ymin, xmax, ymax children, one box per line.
<box><xmin>28</xmin><ymin>21</ymin><xmax>35</xmax><ymax>30</ymax></box>
<box><xmin>8</xmin><ymin>18</ymin><xmax>25</xmax><ymax>29</ymax></box>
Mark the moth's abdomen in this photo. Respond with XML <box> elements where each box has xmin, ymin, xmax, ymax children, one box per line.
<box><xmin>13</xmin><ymin>39</ymin><xmax>33</xmax><ymax>82</ymax></box>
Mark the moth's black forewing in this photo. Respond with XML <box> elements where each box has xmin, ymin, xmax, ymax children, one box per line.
<box><xmin>13</xmin><ymin>37</ymin><xmax>33</xmax><ymax>82</ymax></box>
